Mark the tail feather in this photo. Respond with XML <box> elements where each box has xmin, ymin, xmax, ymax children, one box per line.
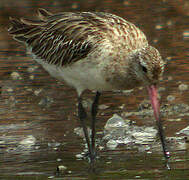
<box><xmin>20</xmin><ymin>18</ymin><xmax>44</xmax><ymax>26</ymax></box>
<box><xmin>8</xmin><ymin>8</ymin><xmax>52</xmax><ymax>43</ymax></box>
<box><xmin>8</xmin><ymin>17</ymin><xmax>31</xmax><ymax>42</ymax></box>
<box><xmin>8</xmin><ymin>17</ymin><xmax>26</xmax><ymax>31</ymax></box>
<box><xmin>37</xmin><ymin>8</ymin><xmax>53</xmax><ymax>20</ymax></box>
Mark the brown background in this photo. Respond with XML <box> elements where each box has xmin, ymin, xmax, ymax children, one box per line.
<box><xmin>0</xmin><ymin>0</ymin><xmax>189</xmax><ymax>179</ymax></box>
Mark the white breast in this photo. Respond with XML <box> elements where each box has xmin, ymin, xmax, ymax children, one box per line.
<box><xmin>31</xmin><ymin>54</ymin><xmax>114</xmax><ymax>96</ymax></box>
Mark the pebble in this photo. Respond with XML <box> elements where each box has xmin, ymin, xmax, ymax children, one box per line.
<box><xmin>29</xmin><ymin>75</ymin><xmax>34</xmax><ymax>80</ymax></box>
<box><xmin>48</xmin><ymin>142</ymin><xmax>61</xmax><ymax>147</ymax></box>
<box><xmin>106</xmin><ymin>139</ymin><xmax>118</xmax><ymax>149</ymax></box>
<box><xmin>34</xmin><ymin>89</ymin><xmax>42</xmax><ymax>96</ymax></box>
<box><xmin>132</xmin><ymin>131</ymin><xmax>156</xmax><ymax>143</ymax></box>
<box><xmin>7</xmin><ymin>88</ymin><xmax>14</xmax><ymax>92</ymax></box>
<box><xmin>158</xmin><ymin>87</ymin><xmax>166</xmax><ymax>92</ymax></box>
<box><xmin>26</xmin><ymin>87</ymin><xmax>32</xmax><ymax>92</ymax></box>
<box><xmin>48</xmin><ymin>176</ymin><xmax>54</xmax><ymax>179</ymax></box>
<box><xmin>167</xmin><ymin>95</ymin><xmax>175</xmax><ymax>102</ymax></box>
<box><xmin>122</xmin><ymin>89</ymin><xmax>134</xmax><ymax>94</ymax></box>
<box><xmin>57</xmin><ymin>165</ymin><xmax>67</xmax><ymax>171</ymax></box>
<box><xmin>104</xmin><ymin>114</ymin><xmax>128</xmax><ymax>130</ymax></box>
<box><xmin>98</xmin><ymin>145</ymin><xmax>104</xmax><ymax>150</ymax></box>
<box><xmin>177</xmin><ymin>126</ymin><xmax>189</xmax><ymax>136</ymax></box>
<box><xmin>19</xmin><ymin>135</ymin><xmax>36</xmax><ymax>147</ymax></box>
<box><xmin>10</xmin><ymin>72</ymin><xmax>22</xmax><ymax>80</ymax></box>
<box><xmin>168</xmin><ymin>118</ymin><xmax>182</xmax><ymax>122</ymax></box>
<box><xmin>135</xmin><ymin>176</ymin><xmax>141</xmax><ymax>178</ymax></box>
<box><xmin>104</xmin><ymin>113</ymin><xmax>158</xmax><ymax>149</ymax></box>
<box><xmin>119</xmin><ymin>104</ymin><xmax>125</xmax><ymax>109</ymax></box>
<box><xmin>75</xmin><ymin>154</ymin><xmax>84</xmax><ymax>159</ymax></box>
<box><xmin>178</xmin><ymin>84</ymin><xmax>188</xmax><ymax>91</ymax></box>
<box><xmin>98</xmin><ymin>104</ymin><xmax>109</xmax><ymax>110</ymax></box>
<box><xmin>147</xmin><ymin>151</ymin><xmax>152</xmax><ymax>154</ymax></box>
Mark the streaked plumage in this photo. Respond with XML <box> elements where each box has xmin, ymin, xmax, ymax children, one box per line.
<box><xmin>9</xmin><ymin>9</ymin><xmax>169</xmax><ymax>164</ymax></box>
<box><xmin>8</xmin><ymin>9</ymin><xmax>165</xmax><ymax>95</ymax></box>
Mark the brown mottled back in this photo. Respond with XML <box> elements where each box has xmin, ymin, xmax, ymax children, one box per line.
<box><xmin>8</xmin><ymin>8</ymin><xmax>148</xmax><ymax>67</ymax></box>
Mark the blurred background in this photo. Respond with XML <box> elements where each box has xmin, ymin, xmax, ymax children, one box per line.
<box><xmin>0</xmin><ymin>0</ymin><xmax>189</xmax><ymax>179</ymax></box>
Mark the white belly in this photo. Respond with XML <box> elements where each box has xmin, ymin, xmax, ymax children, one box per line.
<box><xmin>33</xmin><ymin>56</ymin><xmax>114</xmax><ymax>96</ymax></box>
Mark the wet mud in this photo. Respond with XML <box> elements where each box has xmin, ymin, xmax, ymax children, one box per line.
<box><xmin>0</xmin><ymin>0</ymin><xmax>189</xmax><ymax>179</ymax></box>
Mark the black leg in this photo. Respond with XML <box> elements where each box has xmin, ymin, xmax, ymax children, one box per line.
<box><xmin>91</xmin><ymin>91</ymin><xmax>101</xmax><ymax>157</ymax></box>
<box><xmin>156</xmin><ymin>117</ymin><xmax>171</xmax><ymax>169</ymax></box>
<box><xmin>78</xmin><ymin>97</ymin><xmax>93</xmax><ymax>161</ymax></box>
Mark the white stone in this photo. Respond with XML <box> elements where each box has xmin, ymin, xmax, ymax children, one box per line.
<box><xmin>178</xmin><ymin>84</ymin><xmax>188</xmax><ymax>91</ymax></box>
<box><xmin>11</xmin><ymin>72</ymin><xmax>22</xmax><ymax>80</ymax></box>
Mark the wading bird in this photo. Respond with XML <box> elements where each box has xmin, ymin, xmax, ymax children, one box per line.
<box><xmin>9</xmin><ymin>8</ymin><xmax>170</xmax><ymax>164</ymax></box>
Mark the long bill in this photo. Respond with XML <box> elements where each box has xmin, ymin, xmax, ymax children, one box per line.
<box><xmin>147</xmin><ymin>85</ymin><xmax>170</xmax><ymax>160</ymax></box>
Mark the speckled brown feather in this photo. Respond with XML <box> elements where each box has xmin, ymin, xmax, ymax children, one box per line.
<box><xmin>8</xmin><ymin>8</ymin><xmax>148</xmax><ymax>67</ymax></box>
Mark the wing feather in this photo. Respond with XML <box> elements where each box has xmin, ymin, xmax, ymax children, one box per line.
<box><xmin>8</xmin><ymin>9</ymin><xmax>97</xmax><ymax>66</ymax></box>
<box><xmin>9</xmin><ymin>9</ymin><xmax>148</xmax><ymax>66</ymax></box>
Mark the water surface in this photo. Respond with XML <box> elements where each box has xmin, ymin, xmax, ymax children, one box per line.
<box><xmin>0</xmin><ymin>0</ymin><xmax>189</xmax><ymax>179</ymax></box>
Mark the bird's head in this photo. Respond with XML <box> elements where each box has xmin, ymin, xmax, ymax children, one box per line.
<box><xmin>130</xmin><ymin>45</ymin><xmax>165</xmax><ymax>87</ymax></box>
<box><xmin>129</xmin><ymin>45</ymin><xmax>166</xmax><ymax>128</ymax></box>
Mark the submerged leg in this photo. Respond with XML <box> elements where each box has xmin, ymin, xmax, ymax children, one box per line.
<box><xmin>91</xmin><ymin>91</ymin><xmax>101</xmax><ymax>157</ymax></box>
<box><xmin>78</xmin><ymin>97</ymin><xmax>93</xmax><ymax>161</ymax></box>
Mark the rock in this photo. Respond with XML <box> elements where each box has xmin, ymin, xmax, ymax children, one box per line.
<box><xmin>178</xmin><ymin>84</ymin><xmax>188</xmax><ymax>91</ymax></box>
<box><xmin>98</xmin><ymin>104</ymin><xmax>109</xmax><ymax>110</ymax></box>
<box><xmin>57</xmin><ymin>165</ymin><xmax>67</xmax><ymax>172</ymax></box>
<box><xmin>48</xmin><ymin>142</ymin><xmax>61</xmax><ymax>147</ymax></box>
<box><xmin>158</xmin><ymin>87</ymin><xmax>166</xmax><ymax>92</ymax></box>
<box><xmin>166</xmin><ymin>95</ymin><xmax>175</xmax><ymax>102</ymax></box>
<box><xmin>106</xmin><ymin>139</ymin><xmax>118</xmax><ymax>149</ymax></box>
<box><xmin>132</xmin><ymin>127</ymin><xmax>157</xmax><ymax>144</ymax></box>
<box><xmin>10</xmin><ymin>72</ymin><xmax>22</xmax><ymax>80</ymax></box>
<box><xmin>57</xmin><ymin>158</ymin><xmax>62</xmax><ymax>162</ymax></box>
<box><xmin>19</xmin><ymin>135</ymin><xmax>36</xmax><ymax>148</ymax></box>
<box><xmin>7</xmin><ymin>87</ymin><xmax>14</xmax><ymax>92</ymax></box>
<box><xmin>104</xmin><ymin>114</ymin><xmax>128</xmax><ymax>130</ymax></box>
<box><xmin>75</xmin><ymin>153</ymin><xmax>84</xmax><ymax>159</ymax></box>
<box><xmin>34</xmin><ymin>89</ymin><xmax>42</xmax><ymax>96</ymax></box>
<box><xmin>122</xmin><ymin>89</ymin><xmax>134</xmax><ymax>94</ymax></box>
<box><xmin>29</xmin><ymin>75</ymin><xmax>34</xmax><ymax>80</ymax></box>
<box><xmin>103</xmin><ymin>114</ymin><xmax>158</xmax><ymax>148</ymax></box>
<box><xmin>177</xmin><ymin>126</ymin><xmax>189</xmax><ymax>136</ymax></box>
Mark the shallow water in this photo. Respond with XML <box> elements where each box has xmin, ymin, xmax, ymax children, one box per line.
<box><xmin>0</xmin><ymin>0</ymin><xmax>189</xmax><ymax>179</ymax></box>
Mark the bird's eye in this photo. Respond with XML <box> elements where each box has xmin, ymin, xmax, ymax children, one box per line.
<box><xmin>141</xmin><ymin>65</ymin><xmax>147</xmax><ymax>73</ymax></box>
